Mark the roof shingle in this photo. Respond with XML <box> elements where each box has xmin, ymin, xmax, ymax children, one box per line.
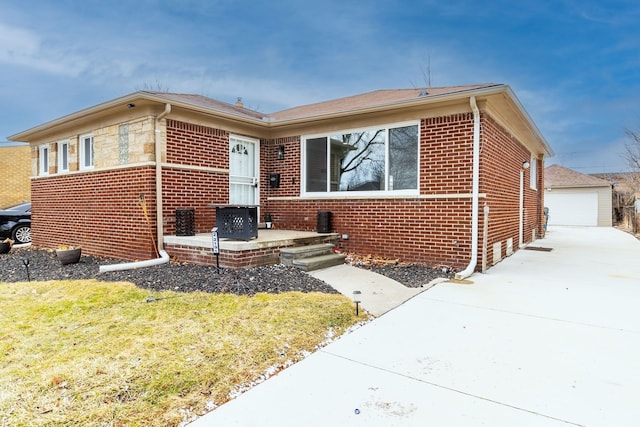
<box><xmin>544</xmin><ymin>164</ymin><xmax>611</xmax><ymax>188</ymax></box>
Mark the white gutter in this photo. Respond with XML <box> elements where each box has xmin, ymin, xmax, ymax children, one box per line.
<box><xmin>455</xmin><ymin>96</ymin><xmax>481</xmax><ymax>280</ymax></box>
<box><xmin>99</xmin><ymin>103</ymin><xmax>172</xmax><ymax>273</ymax></box>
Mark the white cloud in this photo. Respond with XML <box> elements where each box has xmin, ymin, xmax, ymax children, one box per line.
<box><xmin>0</xmin><ymin>22</ymin><xmax>87</xmax><ymax>76</ymax></box>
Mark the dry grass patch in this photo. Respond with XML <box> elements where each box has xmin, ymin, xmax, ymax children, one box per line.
<box><xmin>0</xmin><ymin>279</ymin><xmax>362</xmax><ymax>426</ymax></box>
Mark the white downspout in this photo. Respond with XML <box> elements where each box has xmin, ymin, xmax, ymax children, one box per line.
<box><xmin>455</xmin><ymin>96</ymin><xmax>481</xmax><ymax>280</ymax></box>
<box><xmin>99</xmin><ymin>103</ymin><xmax>172</xmax><ymax>273</ymax></box>
<box><xmin>155</xmin><ymin>103</ymin><xmax>171</xmax><ymax>251</ymax></box>
<box><xmin>519</xmin><ymin>169</ymin><xmax>524</xmax><ymax>247</ymax></box>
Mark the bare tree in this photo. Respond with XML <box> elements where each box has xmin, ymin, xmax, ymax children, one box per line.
<box><xmin>137</xmin><ymin>79</ymin><xmax>170</xmax><ymax>92</ymax></box>
<box><xmin>624</xmin><ymin>129</ymin><xmax>640</xmax><ymax>171</ymax></box>
<box><xmin>336</xmin><ymin>130</ymin><xmax>385</xmax><ymax>190</ymax></box>
<box><xmin>620</xmin><ymin>129</ymin><xmax>640</xmax><ymax>230</ymax></box>
<box><xmin>622</xmin><ymin>129</ymin><xmax>640</xmax><ymax>192</ymax></box>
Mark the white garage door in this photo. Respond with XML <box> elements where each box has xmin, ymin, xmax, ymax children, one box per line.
<box><xmin>545</xmin><ymin>192</ymin><xmax>598</xmax><ymax>226</ymax></box>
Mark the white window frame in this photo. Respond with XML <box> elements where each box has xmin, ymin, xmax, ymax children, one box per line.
<box><xmin>39</xmin><ymin>144</ymin><xmax>50</xmax><ymax>176</ymax></box>
<box><xmin>80</xmin><ymin>134</ymin><xmax>94</xmax><ymax>170</ymax></box>
<box><xmin>58</xmin><ymin>140</ymin><xmax>70</xmax><ymax>172</ymax></box>
<box><xmin>301</xmin><ymin>120</ymin><xmax>420</xmax><ymax>198</ymax></box>
<box><xmin>530</xmin><ymin>154</ymin><xmax>537</xmax><ymax>190</ymax></box>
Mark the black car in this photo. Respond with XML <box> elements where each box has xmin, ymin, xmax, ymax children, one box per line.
<box><xmin>0</xmin><ymin>202</ymin><xmax>31</xmax><ymax>244</ymax></box>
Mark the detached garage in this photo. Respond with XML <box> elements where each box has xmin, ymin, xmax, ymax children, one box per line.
<box><xmin>544</xmin><ymin>165</ymin><xmax>612</xmax><ymax>226</ymax></box>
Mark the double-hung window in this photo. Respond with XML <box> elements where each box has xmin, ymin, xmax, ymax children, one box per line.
<box><xmin>80</xmin><ymin>134</ymin><xmax>94</xmax><ymax>169</ymax></box>
<box><xmin>303</xmin><ymin>122</ymin><xmax>419</xmax><ymax>195</ymax></box>
<box><xmin>58</xmin><ymin>140</ymin><xmax>70</xmax><ymax>172</ymax></box>
<box><xmin>39</xmin><ymin>144</ymin><xmax>49</xmax><ymax>176</ymax></box>
<box><xmin>529</xmin><ymin>154</ymin><xmax>537</xmax><ymax>190</ymax></box>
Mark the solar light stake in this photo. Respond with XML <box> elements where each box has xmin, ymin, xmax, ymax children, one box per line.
<box><xmin>353</xmin><ymin>290</ymin><xmax>362</xmax><ymax>316</ymax></box>
<box><xmin>22</xmin><ymin>258</ymin><xmax>31</xmax><ymax>282</ymax></box>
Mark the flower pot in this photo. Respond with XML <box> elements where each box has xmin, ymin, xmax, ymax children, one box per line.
<box><xmin>0</xmin><ymin>242</ymin><xmax>10</xmax><ymax>254</ymax></box>
<box><xmin>56</xmin><ymin>247</ymin><xmax>82</xmax><ymax>265</ymax></box>
<box><xmin>266</xmin><ymin>221</ymin><xmax>272</xmax><ymax>229</ymax></box>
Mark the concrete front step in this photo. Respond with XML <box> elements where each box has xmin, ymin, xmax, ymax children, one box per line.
<box><xmin>292</xmin><ymin>253</ymin><xmax>347</xmax><ymax>271</ymax></box>
<box><xmin>280</xmin><ymin>243</ymin><xmax>336</xmax><ymax>267</ymax></box>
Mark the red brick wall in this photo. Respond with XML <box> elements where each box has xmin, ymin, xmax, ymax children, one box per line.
<box><xmin>31</xmin><ymin>167</ymin><xmax>158</xmax><ymax>260</ymax></box>
<box><xmin>261</xmin><ymin>136</ymin><xmax>301</xmax><ymax>199</ymax></box>
<box><xmin>166</xmin><ymin>119</ymin><xmax>228</xmax><ymax>169</ymax></box>
<box><xmin>480</xmin><ymin>115</ymin><xmax>541</xmax><ymax>262</ymax></box>
<box><xmin>163</xmin><ymin>120</ymin><xmax>230</xmax><ymax>234</ymax></box>
<box><xmin>265</xmin><ymin>198</ymin><xmax>472</xmax><ymax>268</ymax></box>
<box><xmin>420</xmin><ymin>113</ymin><xmax>474</xmax><ymax>193</ymax></box>
<box><xmin>161</xmin><ymin>168</ymin><xmax>227</xmax><ymax>234</ymax></box>
<box><xmin>30</xmin><ymin>119</ymin><xmax>232</xmax><ymax>262</ymax></box>
<box><xmin>260</xmin><ymin>112</ymin><xmax>542</xmax><ymax>270</ymax></box>
<box><xmin>30</xmin><ymin>113</ymin><xmax>542</xmax><ymax>269</ymax></box>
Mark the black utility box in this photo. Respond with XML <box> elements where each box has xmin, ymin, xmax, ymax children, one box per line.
<box><xmin>317</xmin><ymin>211</ymin><xmax>332</xmax><ymax>233</ymax></box>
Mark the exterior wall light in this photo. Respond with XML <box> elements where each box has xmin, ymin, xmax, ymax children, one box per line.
<box><xmin>522</xmin><ymin>160</ymin><xmax>530</xmax><ymax>169</ymax></box>
<box><xmin>126</xmin><ymin>103</ymin><xmax>136</xmax><ymax>108</ymax></box>
<box><xmin>276</xmin><ymin>145</ymin><xmax>285</xmax><ymax>160</ymax></box>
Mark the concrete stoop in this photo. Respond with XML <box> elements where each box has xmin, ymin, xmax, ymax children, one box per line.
<box><xmin>280</xmin><ymin>243</ymin><xmax>346</xmax><ymax>271</ymax></box>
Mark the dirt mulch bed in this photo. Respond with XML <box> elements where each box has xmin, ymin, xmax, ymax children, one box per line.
<box><xmin>0</xmin><ymin>247</ymin><xmax>454</xmax><ymax>294</ymax></box>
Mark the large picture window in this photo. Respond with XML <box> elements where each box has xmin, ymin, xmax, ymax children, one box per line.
<box><xmin>303</xmin><ymin>122</ymin><xmax>419</xmax><ymax>194</ymax></box>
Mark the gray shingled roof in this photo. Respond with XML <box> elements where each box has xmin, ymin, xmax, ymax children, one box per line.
<box><xmin>144</xmin><ymin>92</ymin><xmax>266</xmax><ymax>120</ymax></box>
<box><xmin>545</xmin><ymin>164</ymin><xmax>611</xmax><ymax>188</ymax></box>
<box><xmin>145</xmin><ymin>84</ymin><xmax>502</xmax><ymax>123</ymax></box>
<box><xmin>266</xmin><ymin>84</ymin><xmax>500</xmax><ymax>121</ymax></box>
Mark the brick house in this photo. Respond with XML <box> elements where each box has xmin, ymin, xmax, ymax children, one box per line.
<box><xmin>8</xmin><ymin>83</ymin><xmax>553</xmax><ymax>274</ymax></box>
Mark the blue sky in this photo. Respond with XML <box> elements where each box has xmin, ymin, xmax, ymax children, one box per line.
<box><xmin>1</xmin><ymin>0</ymin><xmax>639</xmax><ymax>173</ymax></box>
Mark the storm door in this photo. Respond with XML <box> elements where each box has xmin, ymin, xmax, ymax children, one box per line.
<box><xmin>229</xmin><ymin>136</ymin><xmax>259</xmax><ymax>206</ymax></box>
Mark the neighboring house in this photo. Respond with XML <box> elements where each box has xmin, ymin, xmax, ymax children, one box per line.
<box><xmin>0</xmin><ymin>141</ymin><xmax>31</xmax><ymax>208</ymax></box>
<box><xmin>544</xmin><ymin>164</ymin><xmax>612</xmax><ymax>227</ymax></box>
<box><xmin>8</xmin><ymin>83</ymin><xmax>553</xmax><ymax>271</ymax></box>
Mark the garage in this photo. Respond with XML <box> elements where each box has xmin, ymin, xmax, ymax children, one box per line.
<box><xmin>544</xmin><ymin>165</ymin><xmax>612</xmax><ymax>227</ymax></box>
<box><xmin>545</xmin><ymin>190</ymin><xmax>598</xmax><ymax>226</ymax></box>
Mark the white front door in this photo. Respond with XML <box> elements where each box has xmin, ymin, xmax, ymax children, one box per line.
<box><xmin>229</xmin><ymin>135</ymin><xmax>259</xmax><ymax>206</ymax></box>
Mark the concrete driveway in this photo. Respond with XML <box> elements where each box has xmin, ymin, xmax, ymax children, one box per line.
<box><xmin>189</xmin><ymin>226</ymin><xmax>640</xmax><ymax>426</ymax></box>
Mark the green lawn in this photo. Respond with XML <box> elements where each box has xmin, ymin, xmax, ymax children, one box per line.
<box><xmin>0</xmin><ymin>279</ymin><xmax>363</xmax><ymax>426</ymax></box>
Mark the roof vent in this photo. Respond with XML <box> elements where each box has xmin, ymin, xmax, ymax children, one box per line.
<box><xmin>235</xmin><ymin>97</ymin><xmax>244</xmax><ymax>108</ymax></box>
<box><xmin>418</xmin><ymin>89</ymin><xmax>429</xmax><ymax>97</ymax></box>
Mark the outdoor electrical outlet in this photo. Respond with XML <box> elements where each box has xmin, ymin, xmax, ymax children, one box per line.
<box><xmin>342</xmin><ymin>234</ymin><xmax>349</xmax><ymax>240</ymax></box>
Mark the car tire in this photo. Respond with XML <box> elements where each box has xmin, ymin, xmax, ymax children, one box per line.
<box><xmin>12</xmin><ymin>224</ymin><xmax>31</xmax><ymax>244</ymax></box>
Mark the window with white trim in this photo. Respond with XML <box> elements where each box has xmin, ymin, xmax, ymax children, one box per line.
<box><xmin>530</xmin><ymin>154</ymin><xmax>537</xmax><ymax>190</ymax></box>
<box><xmin>80</xmin><ymin>134</ymin><xmax>94</xmax><ymax>169</ymax></box>
<box><xmin>303</xmin><ymin>122</ymin><xmax>419</xmax><ymax>195</ymax></box>
<box><xmin>58</xmin><ymin>140</ymin><xmax>70</xmax><ymax>172</ymax></box>
<box><xmin>39</xmin><ymin>144</ymin><xmax>49</xmax><ymax>176</ymax></box>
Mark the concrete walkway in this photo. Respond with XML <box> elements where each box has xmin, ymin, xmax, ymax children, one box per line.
<box><xmin>189</xmin><ymin>226</ymin><xmax>640</xmax><ymax>426</ymax></box>
<box><xmin>308</xmin><ymin>264</ymin><xmax>445</xmax><ymax>317</ymax></box>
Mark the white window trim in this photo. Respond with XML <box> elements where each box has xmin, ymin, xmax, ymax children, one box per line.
<box><xmin>301</xmin><ymin>120</ymin><xmax>420</xmax><ymax>198</ymax></box>
<box><xmin>58</xmin><ymin>140</ymin><xmax>70</xmax><ymax>172</ymax></box>
<box><xmin>80</xmin><ymin>133</ymin><xmax>94</xmax><ymax>170</ymax></box>
<box><xmin>39</xmin><ymin>144</ymin><xmax>50</xmax><ymax>176</ymax></box>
